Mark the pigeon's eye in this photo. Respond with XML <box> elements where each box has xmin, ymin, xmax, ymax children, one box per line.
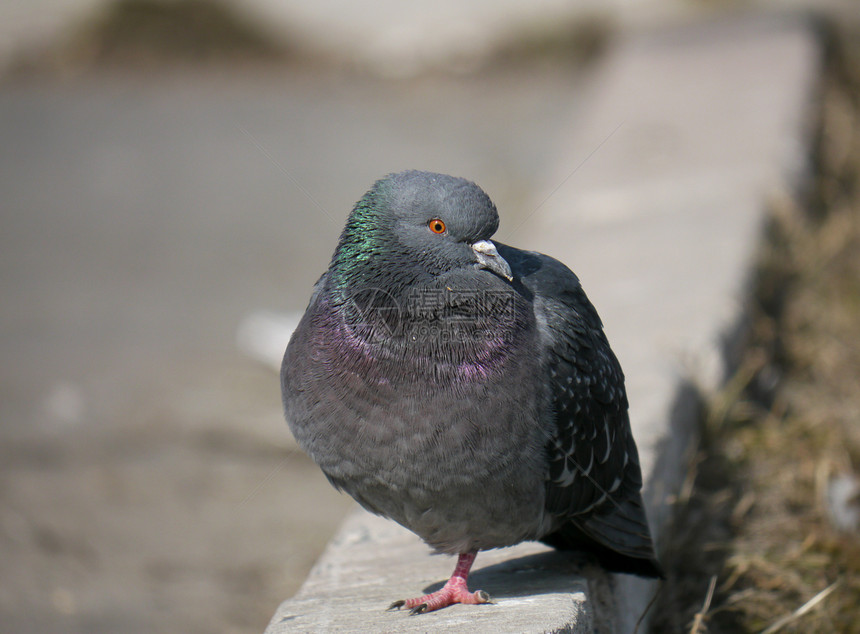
<box><xmin>428</xmin><ymin>219</ymin><xmax>447</xmax><ymax>234</ymax></box>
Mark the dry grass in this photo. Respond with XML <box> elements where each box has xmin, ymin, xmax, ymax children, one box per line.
<box><xmin>652</xmin><ymin>22</ymin><xmax>860</xmax><ymax>634</ymax></box>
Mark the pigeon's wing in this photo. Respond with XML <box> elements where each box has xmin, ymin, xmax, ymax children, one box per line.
<box><xmin>497</xmin><ymin>243</ymin><xmax>662</xmax><ymax>578</ymax></box>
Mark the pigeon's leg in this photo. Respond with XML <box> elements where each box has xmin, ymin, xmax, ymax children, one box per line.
<box><xmin>388</xmin><ymin>551</ymin><xmax>491</xmax><ymax>615</ymax></box>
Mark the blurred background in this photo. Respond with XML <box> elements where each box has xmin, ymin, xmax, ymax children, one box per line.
<box><xmin>0</xmin><ymin>1</ymin><xmax>857</xmax><ymax>633</ymax></box>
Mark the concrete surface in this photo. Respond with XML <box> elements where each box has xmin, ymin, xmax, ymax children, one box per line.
<box><xmin>266</xmin><ymin>511</ymin><xmax>606</xmax><ymax>634</ymax></box>
<box><xmin>266</xmin><ymin>14</ymin><xmax>822</xmax><ymax>634</ymax></box>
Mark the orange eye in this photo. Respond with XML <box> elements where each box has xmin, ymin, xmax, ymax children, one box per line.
<box><xmin>428</xmin><ymin>218</ymin><xmax>446</xmax><ymax>234</ymax></box>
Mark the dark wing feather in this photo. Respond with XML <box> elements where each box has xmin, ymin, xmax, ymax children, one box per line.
<box><xmin>497</xmin><ymin>243</ymin><xmax>662</xmax><ymax>578</ymax></box>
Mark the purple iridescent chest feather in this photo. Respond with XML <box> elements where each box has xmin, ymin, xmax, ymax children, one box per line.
<box><xmin>282</xmin><ymin>274</ymin><xmax>553</xmax><ymax>554</ymax></box>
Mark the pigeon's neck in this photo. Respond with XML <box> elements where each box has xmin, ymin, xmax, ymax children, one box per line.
<box><xmin>314</xmin><ymin>276</ymin><xmax>534</xmax><ymax>387</ymax></box>
<box><xmin>330</xmin><ymin>189</ymin><xmax>414</xmax><ymax>287</ymax></box>
<box><xmin>326</xmin><ymin>268</ymin><xmax>526</xmax><ymax>355</ymax></box>
<box><xmin>328</xmin><ymin>255</ymin><xmax>425</xmax><ymax>311</ymax></box>
<box><xmin>329</xmin><ymin>223</ymin><xmax>430</xmax><ymax>311</ymax></box>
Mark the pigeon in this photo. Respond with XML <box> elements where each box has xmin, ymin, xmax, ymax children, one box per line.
<box><xmin>281</xmin><ymin>170</ymin><xmax>662</xmax><ymax>615</ymax></box>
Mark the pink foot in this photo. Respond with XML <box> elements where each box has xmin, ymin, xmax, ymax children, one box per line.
<box><xmin>387</xmin><ymin>552</ymin><xmax>492</xmax><ymax>615</ymax></box>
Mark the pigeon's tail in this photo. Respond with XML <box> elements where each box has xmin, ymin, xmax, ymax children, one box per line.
<box><xmin>541</xmin><ymin>494</ymin><xmax>664</xmax><ymax>579</ymax></box>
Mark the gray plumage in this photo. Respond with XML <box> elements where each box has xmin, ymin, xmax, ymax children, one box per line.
<box><xmin>282</xmin><ymin>170</ymin><xmax>662</xmax><ymax>584</ymax></box>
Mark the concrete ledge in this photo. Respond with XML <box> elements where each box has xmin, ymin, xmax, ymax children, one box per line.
<box><xmin>267</xmin><ymin>510</ymin><xmax>608</xmax><ymax>633</ymax></box>
<box><xmin>267</xmin><ymin>14</ymin><xmax>822</xmax><ymax>633</ymax></box>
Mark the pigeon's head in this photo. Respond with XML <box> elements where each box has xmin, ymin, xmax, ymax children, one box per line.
<box><xmin>332</xmin><ymin>171</ymin><xmax>512</xmax><ymax>289</ymax></box>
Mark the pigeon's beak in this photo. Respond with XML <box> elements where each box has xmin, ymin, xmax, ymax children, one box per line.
<box><xmin>471</xmin><ymin>240</ymin><xmax>513</xmax><ymax>282</ymax></box>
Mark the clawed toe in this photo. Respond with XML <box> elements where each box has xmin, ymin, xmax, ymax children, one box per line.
<box><xmin>388</xmin><ymin>599</ymin><xmax>430</xmax><ymax>615</ymax></box>
<box><xmin>476</xmin><ymin>590</ymin><xmax>492</xmax><ymax>604</ymax></box>
<box><xmin>409</xmin><ymin>603</ymin><xmax>428</xmax><ymax>616</ymax></box>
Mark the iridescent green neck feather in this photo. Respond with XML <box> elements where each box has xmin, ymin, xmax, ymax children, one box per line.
<box><xmin>329</xmin><ymin>182</ymin><xmax>392</xmax><ymax>299</ymax></box>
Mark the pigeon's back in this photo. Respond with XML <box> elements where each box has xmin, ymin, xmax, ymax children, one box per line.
<box><xmin>497</xmin><ymin>243</ymin><xmax>663</xmax><ymax>578</ymax></box>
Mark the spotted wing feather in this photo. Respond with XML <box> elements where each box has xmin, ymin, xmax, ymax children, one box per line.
<box><xmin>498</xmin><ymin>243</ymin><xmax>662</xmax><ymax>578</ymax></box>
